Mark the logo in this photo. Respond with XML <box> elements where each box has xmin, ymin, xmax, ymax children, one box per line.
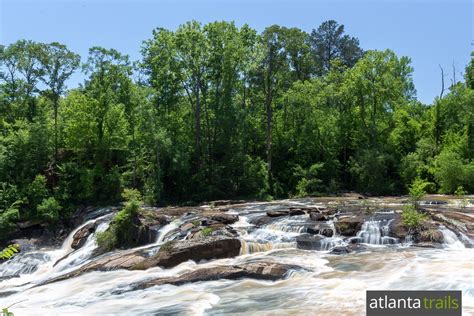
<box><xmin>367</xmin><ymin>290</ymin><xmax>461</xmax><ymax>316</ymax></box>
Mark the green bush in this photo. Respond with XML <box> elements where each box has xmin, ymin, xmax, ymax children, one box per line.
<box><xmin>0</xmin><ymin>244</ymin><xmax>20</xmax><ymax>260</ymax></box>
<box><xmin>409</xmin><ymin>178</ymin><xmax>428</xmax><ymax>207</ymax></box>
<box><xmin>401</xmin><ymin>205</ymin><xmax>427</xmax><ymax>228</ymax></box>
<box><xmin>96</xmin><ymin>188</ymin><xmax>143</xmax><ymax>251</ymax></box>
<box><xmin>95</xmin><ymin>229</ymin><xmax>117</xmax><ymax>252</ymax></box>
<box><xmin>37</xmin><ymin>197</ymin><xmax>62</xmax><ymax>223</ymax></box>
<box><xmin>27</xmin><ymin>175</ymin><xmax>48</xmax><ymax>209</ymax></box>
<box><xmin>201</xmin><ymin>227</ymin><xmax>214</xmax><ymax>237</ymax></box>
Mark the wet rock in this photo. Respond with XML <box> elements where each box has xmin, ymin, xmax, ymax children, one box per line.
<box><xmin>296</xmin><ymin>234</ymin><xmax>325</xmax><ymax>250</ymax></box>
<box><xmin>329</xmin><ymin>244</ymin><xmax>368</xmax><ymax>255</ymax></box>
<box><xmin>417</xmin><ymin>229</ymin><xmax>444</xmax><ymax>243</ymax></box>
<box><xmin>267</xmin><ymin>210</ymin><xmax>289</xmax><ymax>217</ymax></box>
<box><xmin>329</xmin><ymin>246</ymin><xmax>352</xmax><ymax>255</ymax></box>
<box><xmin>250</xmin><ymin>216</ymin><xmax>278</xmax><ymax>226</ymax></box>
<box><xmin>180</xmin><ymin>222</ymin><xmax>195</xmax><ymax>232</ymax></box>
<box><xmin>208</xmin><ymin>200</ymin><xmax>247</xmax><ymax>207</ymax></box>
<box><xmin>421</xmin><ymin>200</ymin><xmax>448</xmax><ymax>205</ymax></box>
<box><xmin>309</xmin><ymin>213</ymin><xmax>328</xmax><ymax>221</ymax></box>
<box><xmin>413</xmin><ymin>242</ymin><xmax>444</xmax><ymax>249</ymax></box>
<box><xmin>209</xmin><ymin>213</ymin><xmax>239</xmax><ymax>225</ymax></box>
<box><xmin>71</xmin><ymin>222</ymin><xmax>96</xmax><ymax>249</ymax></box>
<box><xmin>306</xmin><ymin>223</ymin><xmax>334</xmax><ymax>237</ymax></box>
<box><xmin>288</xmin><ymin>208</ymin><xmax>305</xmax><ymax>216</ymax></box>
<box><xmin>138</xmin><ymin>237</ymin><xmax>241</xmax><ymax>269</ymax></box>
<box><xmin>334</xmin><ymin>216</ymin><xmax>364</xmax><ymax>236</ymax></box>
<box><xmin>44</xmin><ymin>250</ymin><xmax>148</xmax><ymax>284</ymax></box>
<box><xmin>389</xmin><ymin>218</ymin><xmax>409</xmax><ymax>240</ymax></box>
<box><xmin>137</xmin><ymin>261</ymin><xmax>301</xmax><ymax>289</ymax></box>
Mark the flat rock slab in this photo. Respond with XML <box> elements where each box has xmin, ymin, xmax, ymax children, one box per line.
<box><xmin>137</xmin><ymin>261</ymin><xmax>303</xmax><ymax>289</ymax></box>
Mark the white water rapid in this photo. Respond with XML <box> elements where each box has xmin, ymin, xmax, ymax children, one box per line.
<box><xmin>0</xmin><ymin>202</ymin><xmax>472</xmax><ymax>315</ymax></box>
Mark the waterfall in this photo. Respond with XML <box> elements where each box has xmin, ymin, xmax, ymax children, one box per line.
<box><xmin>52</xmin><ymin>222</ymin><xmax>110</xmax><ymax>273</ymax></box>
<box><xmin>355</xmin><ymin>220</ymin><xmax>398</xmax><ymax>245</ymax></box>
<box><xmin>319</xmin><ymin>237</ymin><xmax>345</xmax><ymax>250</ymax></box>
<box><xmin>439</xmin><ymin>226</ymin><xmax>465</xmax><ymax>249</ymax></box>
<box><xmin>267</xmin><ymin>215</ymin><xmax>308</xmax><ymax>233</ymax></box>
<box><xmin>156</xmin><ymin>220</ymin><xmax>181</xmax><ymax>243</ymax></box>
<box><xmin>239</xmin><ymin>240</ymin><xmax>296</xmax><ymax>255</ymax></box>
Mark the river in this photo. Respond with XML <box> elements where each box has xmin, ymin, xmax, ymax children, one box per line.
<box><xmin>0</xmin><ymin>199</ymin><xmax>473</xmax><ymax>315</ymax></box>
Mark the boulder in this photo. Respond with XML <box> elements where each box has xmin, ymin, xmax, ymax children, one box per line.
<box><xmin>296</xmin><ymin>234</ymin><xmax>325</xmax><ymax>250</ymax></box>
<box><xmin>309</xmin><ymin>213</ymin><xmax>328</xmax><ymax>221</ymax></box>
<box><xmin>329</xmin><ymin>244</ymin><xmax>368</xmax><ymax>255</ymax></box>
<box><xmin>250</xmin><ymin>216</ymin><xmax>278</xmax><ymax>226</ymax></box>
<box><xmin>137</xmin><ymin>236</ymin><xmax>241</xmax><ymax>269</ymax></box>
<box><xmin>389</xmin><ymin>218</ymin><xmax>409</xmax><ymax>240</ymax></box>
<box><xmin>267</xmin><ymin>210</ymin><xmax>289</xmax><ymax>217</ymax></box>
<box><xmin>417</xmin><ymin>229</ymin><xmax>444</xmax><ymax>243</ymax></box>
<box><xmin>288</xmin><ymin>208</ymin><xmax>305</xmax><ymax>216</ymax></box>
<box><xmin>137</xmin><ymin>261</ymin><xmax>301</xmax><ymax>289</ymax></box>
<box><xmin>306</xmin><ymin>223</ymin><xmax>334</xmax><ymax>237</ymax></box>
<box><xmin>209</xmin><ymin>213</ymin><xmax>239</xmax><ymax>225</ymax></box>
<box><xmin>334</xmin><ymin>216</ymin><xmax>364</xmax><ymax>236</ymax></box>
<box><xmin>71</xmin><ymin>222</ymin><xmax>96</xmax><ymax>250</ymax></box>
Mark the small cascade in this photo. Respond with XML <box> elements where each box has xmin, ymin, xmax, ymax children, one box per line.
<box><xmin>239</xmin><ymin>240</ymin><xmax>296</xmax><ymax>255</ymax></box>
<box><xmin>439</xmin><ymin>226</ymin><xmax>465</xmax><ymax>249</ymax></box>
<box><xmin>53</xmin><ymin>222</ymin><xmax>110</xmax><ymax>273</ymax></box>
<box><xmin>355</xmin><ymin>220</ymin><xmax>398</xmax><ymax>245</ymax></box>
<box><xmin>319</xmin><ymin>237</ymin><xmax>345</xmax><ymax>251</ymax></box>
<box><xmin>0</xmin><ymin>252</ymin><xmax>51</xmax><ymax>279</ymax></box>
<box><xmin>156</xmin><ymin>220</ymin><xmax>182</xmax><ymax>243</ymax></box>
<box><xmin>266</xmin><ymin>215</ymin><xmax>308</xmax><ymax>234</ymax></box>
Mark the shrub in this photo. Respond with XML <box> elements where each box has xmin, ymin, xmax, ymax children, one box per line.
<box><xmin>96</xmin><ymin>188</ymin><xmax>143</xmax><ymax>251</ymax></box>
<box><xmin>201</xmin><ymin>227</ymin><xmax>214</xmax><ymax>237</ymax></box>
<box><xmin>293</xmin><ymin>163</ymin><xmax>324</xmax><ymax>197</ymax></box>
<box><xmin>27</xmin><ymin>175</ymin><xmax>48</xmax><ymax>209</ymax></box>
<box><xmin>409</xmin><ymin>178</ymin><xmax>428</xmax><ymax>207</ymax></box>
<box><xmin>122</xmin><ymin>188</ymin><xmax>142</xmax><ymax>203</ymax></box>
<box><xmin>401</xmin><ymin>205</ymin><xmax>427</xmax><ymax>228</ymax></box>
<box><xmin>160</xmin><ymin>241</ymin><xmax>174</xmax><ymax>252</ymax></box>
<box><xmin>37</xmin><ymin>197</ymin><xmax>62</xmax><ymax>223</ymax></box>
<box><xmin>0</xmin><ymin>244</ymin><xmax>20</xmax><ymax>260</ymax></box>
<box><xmin>454</xmin><ymin>186</ymin><xmax>467</xmax><ymax>196</ymax></box>
<box><xmin>95</xmin><ymin>229</ymin><xmax>117</xmax><ymax>252</ymax></box>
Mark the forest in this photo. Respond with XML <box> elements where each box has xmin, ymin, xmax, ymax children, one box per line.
<box><xmin>0</xmin><ymin>20</ymin><xmax>473</xmax><ymax>239</ymax></box>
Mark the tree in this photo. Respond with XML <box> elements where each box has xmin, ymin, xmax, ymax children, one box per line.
<box><xmin>39</xmin><ymin>42</ymin><xmax>80</xmax><ymax>159</ymax></box>
<box><xmin>310</xmin><ymin>20</ymin><xmax>364</xmax><ymax>75</ymax></box>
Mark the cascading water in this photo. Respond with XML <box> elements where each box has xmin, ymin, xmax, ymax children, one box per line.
<box><xmin>355</xmin><ymin>220</ymin><xmax>398</xmax><ymax>245</ymax></box>
<box><xmin>439</xmin><ymin>226</ymin><xmax>465</xmax><ymax>249</ymax></box>
<box><xmin>0</xmin><ymin>201</ymin><xmax>472</xmax><ymax>315</ymax></box>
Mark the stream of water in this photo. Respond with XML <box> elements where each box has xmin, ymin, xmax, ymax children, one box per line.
<box><xmin>0</xmin><ymin>202</ymin><xmax>473</xmax><ymax>315</ymax></box>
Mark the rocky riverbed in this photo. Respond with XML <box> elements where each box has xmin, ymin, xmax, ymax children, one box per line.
<box><xmin>0</xmin><ymin>195</ymin><xmax>473</xmax><ymax>315</ymax></box>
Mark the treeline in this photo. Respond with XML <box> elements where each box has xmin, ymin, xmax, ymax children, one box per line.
<box><xmin>0</xmin><ymin>20</ymin><xmax>473</xmax><ymax>237</ymax></box>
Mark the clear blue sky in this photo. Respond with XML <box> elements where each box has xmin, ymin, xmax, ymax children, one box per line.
<box><xmin>1</xmin><ymin>0</ymin><xmax>472</xmax><ymax>104</ymax></box>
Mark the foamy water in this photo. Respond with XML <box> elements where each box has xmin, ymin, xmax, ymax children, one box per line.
<box><xmin>1</xmin><ymin>203</ymin><xmax>473</xmax><ymax>315</ymax></box>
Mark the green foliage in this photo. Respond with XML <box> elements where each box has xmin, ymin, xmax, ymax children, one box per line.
<box><xmin>160</xmin><ymin>240</ymin><xmax>174</xmax><ymax>252</ymax></box>
<box><xmin>294</xmin><ymin>163</ymin><xmax>324</xmax><ymax>197</ymax></box>
<box><xmin>1</xmin><ymin>307</ymin><xmax>14</xmax><ymax>316</ymax></box>
<box><xmin>96</xmin><ymin>189</ymin><xmax>143</xmax><ymax>251</ymax></box>
<box><xmin>401</xmin><ymin>205</ymin><xmax>428</xmax><ymax>228</ymax></box>
<box><xmin>95</xmin><ymin>229</ymin><xmax>116</xmax><ymax>252</ymax></box>
<box><xmin>27</xmin><ymin>175</ymin><xmax>48</xmax><ymax>209</ymax></box>
<box><xmin>0</xmin><ymin>244</ymin><xmax>20</xmax><ymax>260</ymax></box>
<box><xmin>0</xmin><ymin>26</ymin><xmax>473</xmax><ymax>242</ymax></box>
<box><xmin>408</xmin><ymin>178</ymin><xmax>428</xmax><ymax>206</ymax></box>
<box><xmin>454</xmin><ymin>186</ymin><xmax>467</xmax><ymax>196</ymax></box>
<box><xmin>36</xmin><ymin>197</ymin><xmax>61</xmax><ymax>223</ymax></box>
<box><xmin>122</xmin><ymin>188</ymin><xmax>142</xmax><ymax>204</ymax></box>
<box><xmin>201</xmin><ymin>227</ymin><xmax>214</xmax><ymax>237</ymax></box>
